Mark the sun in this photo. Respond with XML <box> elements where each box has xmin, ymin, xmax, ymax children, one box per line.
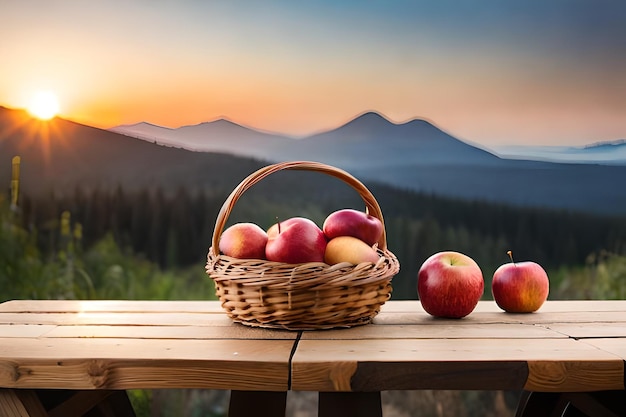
<box><xmin>27</xmin><ymin>90</ymin><xmax>60</xmax><ymax>120</ymax></box>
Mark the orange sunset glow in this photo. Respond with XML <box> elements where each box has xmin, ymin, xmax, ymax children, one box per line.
<box><xmin>1</xmin><ymin>1</ymin><xmax>625</xmax><ymax>147</ymax></box>
<box><xmin>27</xmin><ymin>91</ymin><xmax>60</xmax><ymax>120</ymax></box>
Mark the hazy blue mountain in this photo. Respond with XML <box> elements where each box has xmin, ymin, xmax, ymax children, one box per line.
<box><xmin>114</xmin><ymin>111</ymin><xmax>504</xmax><ymax>169</ymax></box>
<box><xmin>110</xmin><ymin>122</ymin><xmax>177</xmax><ymax>144</ymax></box>
<box><xmin>112</xmin><ymin>118</ymin><xmax>295</xmax><ymax>160</ymax></box>
<box><xmin>268</xmin><ymin>112</ymin><xmax>504</xmax><ymax>170</ymax></box>
<box><xmin>584</xmin><ymin>139</ymin><xmax>626</xmax><ymax>150</ymax></box>
<box><xmin>356</xmin><ymin>159</ymin><xmax>626</xmax><ymax>214</ymax></box>
<box><xmin>113</xmin><ymin>111</ymin><xmax>626</xmax><ymax>168</ymax></box>
<box><xmin>110</xmin><ymin>110</ymin><xmax>626</xmax><ymax>214</ymax></box>
<box><xmin>492</xmin><ymin>140</ymin><xmax>626</xmax><ymax>165</ymax></box>
<box><xmin>3</xmin><ymin>106</ymin><xmax>626</xmax><ymax>214</ymax></box>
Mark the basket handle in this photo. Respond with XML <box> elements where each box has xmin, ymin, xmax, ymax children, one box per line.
<box><xmin>211</xmin><ymin>161</ymin><xmax>389</xmax><ymax>257</ymax></box>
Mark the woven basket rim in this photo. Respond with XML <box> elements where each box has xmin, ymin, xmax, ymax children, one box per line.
<box><xmin>210</xmin><ymin>160</ymin><xmax>390</xmax><ymax>258</ymax></box>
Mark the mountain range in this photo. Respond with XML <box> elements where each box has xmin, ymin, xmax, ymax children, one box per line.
<box><xmin>113</xmin><ymin>111</ymin><xmax>626</xmax><ymax>214</ymax></box>
<box><xmin>113</xmin><ymin>112</ymin><xmax>626</xmax><ymax>166</ymax></box>
<box><xmin>2</xmin><ymin>106</ymin><xmax>626</xmax><ymax>215</ymax></box>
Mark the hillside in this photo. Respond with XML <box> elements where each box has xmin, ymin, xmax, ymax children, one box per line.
<box><xmin>0</xmin><ymin>107</ymin><xmax>268</xmax><ymax>197</ymax></box>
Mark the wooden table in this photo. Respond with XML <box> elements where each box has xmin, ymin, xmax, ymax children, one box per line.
<box><xmin>0</xmin><ymin>300</ymin><xmax>624</xmax><ymax>416</ymax></box>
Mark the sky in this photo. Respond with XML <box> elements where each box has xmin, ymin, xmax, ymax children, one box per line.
<box><xmin>1</xmin><ymin>0</ymin><xmax>625</xmax><ymax>146</ymax></box>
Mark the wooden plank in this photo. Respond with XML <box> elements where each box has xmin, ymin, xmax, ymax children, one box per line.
<box><xmin>0</xmin><ymin>325</ymin><xmax>56</xmax><ymax>338</ymax></box>
<box><xmin>2</xmin><ymin>300</ymin><xmax>623</xmax><ymax>327</ymax></box>
<box><xmin>373</xmin><ymin>310</ymin><xmax>626</xmax><ymax>326</ymax></box>
<box><xmin>372</xmin><ymin>311</ymin><xmax>522</xmax><ymax>325</ymax></box>
<box><xmin>582</xmin><ymin>338</ymin><xmax>626</xmax><ymax>361</ymax></box>
<box><xmin>506</xmin><ymin>300</ymin><xmax>626</xmax><ymax>313</ymax></box>
<box><xmin>0</xmin><ymin>312</ymin><xmax>234</xmax><ymax>327</ymax></box>
<box><xmin>0</xmin><ymin>336</ymin><xmax>290</xmax><ymax>361</ymax></box>
<box><xmin>43</xmin><ymin>324</ymin><xmax>297</xmax><ymax>340</ymax></box>
<box><xmin>350</xmin><ymin>360</ymin><xmax>528</xmax><ymax>391</ymax></box>
<box><xmin>525</xmin><ymin>360</ymin><xmax>625</xmax><ymax>392</ymax></box>
<box><xmin>290</xmin><ymin>338</ymin><xmax>624</xmax><ymax>392</ymax></box>
<box><xmin>378</xmin><ymin>300</ymin><xmax>626</xmax><ymax>314</ymax></box>
<box><xmin>2</xmin><ymin>299</ymin><xmax>624</xmax><ymax>316</ymax></box>
<box><xmin>379</xmin><ymin>300</ymin><xmax>508</xmax><ymax>313</ymax></box>
<box><xmin>0</xmin><ymin>338</ymin><xmax>293</xmax><ymax>391</ymax></box>
<box><xmin>0</xmin><ymin>300</ymin><xmax>623</xmax><ymax>398</ymax></box>
<box><xmin>511</xmin><ymin>311</ymin><xmax>626</xmax><ymax>324</ymax></box>
<box><xmin>0</xmin><ymin>300</ymin><xmax>224</xmax><ymax>313</ymax></box>
<box><xmin>377</xmin><ymin>300</ymin><xmax>424</xmax><ymax>313</ymax></box>
<box><xmin>543</xmin><ymin>323</ymin><xmax>626</xmax><ymax>339</ymax></box>
<box><xmin>301</xmin><ymin>323</ymin><xmax>565</xmax><ymax>340</ymax></box>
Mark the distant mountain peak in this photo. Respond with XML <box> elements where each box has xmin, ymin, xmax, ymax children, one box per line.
<box><xmin>404</xmin><ymin>115</ymin><xmax>436</xmax><ymax>125</ymax></box>
<box><xmin>213</xmin><ymin>118</ymin><xmax>237</xmax><ymax>125</ymax></box>
<box><xmin>346</xmin><ymin>111</ymin><xmax>398</xmax><ymax>126</ymax></box>
<box><xmin>180</xmin><ymin>117</ymin><xmax>269</xmax><ymax>133</ymax></box>
<box><xmin>583</xmin><ymin>139</ymin><xmax>626</xmax><ymax>149</ymax></box>
<box><xmin>117</xmin><ymin>121</ymin><xmax>173</xmax><ymax>130</ymax></box>
<box><xmin>346</xmin><ymin>111</ymin><xmax>439</xmax><ymax>131</ymax></box>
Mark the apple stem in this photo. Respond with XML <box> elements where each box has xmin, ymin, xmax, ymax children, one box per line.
<box><xmin>507</xmin><ymin>250</ymin><xmax>516</xmax><ymax>266</ymax></box>
<box><xmin>276</xmin><ymin>216</ymin><xmax>281</xmax><ymax>234</ymax></box>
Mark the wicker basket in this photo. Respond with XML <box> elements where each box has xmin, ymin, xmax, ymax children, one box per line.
<box><xmin>206</xmin><ymin>161</ymin><xmax>400</xmax><ymax>330</ymax></box>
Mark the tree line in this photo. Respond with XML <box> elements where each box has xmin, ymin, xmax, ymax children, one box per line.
<box><xmin>13</xmin><ymin>178</ymin><xmax>626</xmax><ymax>300</ymax></box>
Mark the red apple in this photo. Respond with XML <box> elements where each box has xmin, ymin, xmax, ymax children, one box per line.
<box><xmin>417</xmin><ymin>251</ymin><xmax>484</xmax><ymax>318</ymax></box>
<box><xmin>219</xmin><ymin>222</ymin><xmax>268</xmax><ymax>259</ymax></box>
<box><xmin>265</xmin><ymin>217</ymin><xmax>327</xmax><ymax>264</ymax></box>
<box><xmin>492</xmin><ymin>251</ymin><xmax>549</xmax><ymax>313</ymax></box>
<box><xmin>322</xmin><ymin>208</ymin><xmax>383</xmax><ymax>246</ymax></box>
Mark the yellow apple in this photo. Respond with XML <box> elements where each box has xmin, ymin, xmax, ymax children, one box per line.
<box><xmin>324</xmin><ymin>236</ymin><xmax>380</xmax><ymax>265</ymax></box>
<box><xmin>219</xmin><ymin>222</ymin><xmax>268</xmax><ymax>259</ymax></box>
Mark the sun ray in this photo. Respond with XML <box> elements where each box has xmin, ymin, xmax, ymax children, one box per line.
<box><xmin>1</xmin><ymin>107</ymin><xmax>66</xmax><ymax>170</ymax></box>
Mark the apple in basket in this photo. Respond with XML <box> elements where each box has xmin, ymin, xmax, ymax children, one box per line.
<box><xmin>265</xmin><ymin>217</ymin><xmax>327</xmax><ymax>264</ymax></box>
<box><xmin>323</xmin><ymin>208</ymin><xmax>383</xmax><ymax>246</ymax></box>
<box><xmin>219</xmin><ymin>222</ymin><xmax>268</xmax><ymax>259</ymax></box>
<box><xmin>324</xmin><ymin>236</ymin><xmax>381</xmax><ymax>265</ymax></box>
<box><xmin>417</xmin><ymin>251</ymin><xmax>484</xmax><ymax>319</ymax></box>
<box><xmin>492</xmin><ymin>251</ymin><xmax>549</xmax><ymax>313</ymax></box>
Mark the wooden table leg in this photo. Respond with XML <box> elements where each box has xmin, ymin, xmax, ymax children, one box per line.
<box><xmin>516</xmin><ymin>390</ymin><xmax>626</xmax><ymax>417</ymax></box>
<box><xmin>563</xmin><ymin>391</ymin><xmax>626</xmax><ymax>417</ymax></box>
<box><xmin>318</xmin><ymin>392</ymin><xmax>382</xmax><ymax>417</ymax></box>
<box><xmin>0</xmin><ymin>389</ymin><xmax>48</xmax><ymax>417</ymax></box>
<box><xmin>515</xmin><ymin>391</ymin><xmax>568</xmax><ymax>417</ymax></box>
<box><xmin>93</xmin><ymin>391</ymin><xmax>137</xmax><ymax>417</ymax></box>
<box><xmin>34</xmin><ymin>389</ymin><xmax>136</xmax><ymax>417</ymax></box>
<box><xmin>228</xmin><ymin>391</ymin><xmax>287</xmax><ymax>417</ymax></box>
